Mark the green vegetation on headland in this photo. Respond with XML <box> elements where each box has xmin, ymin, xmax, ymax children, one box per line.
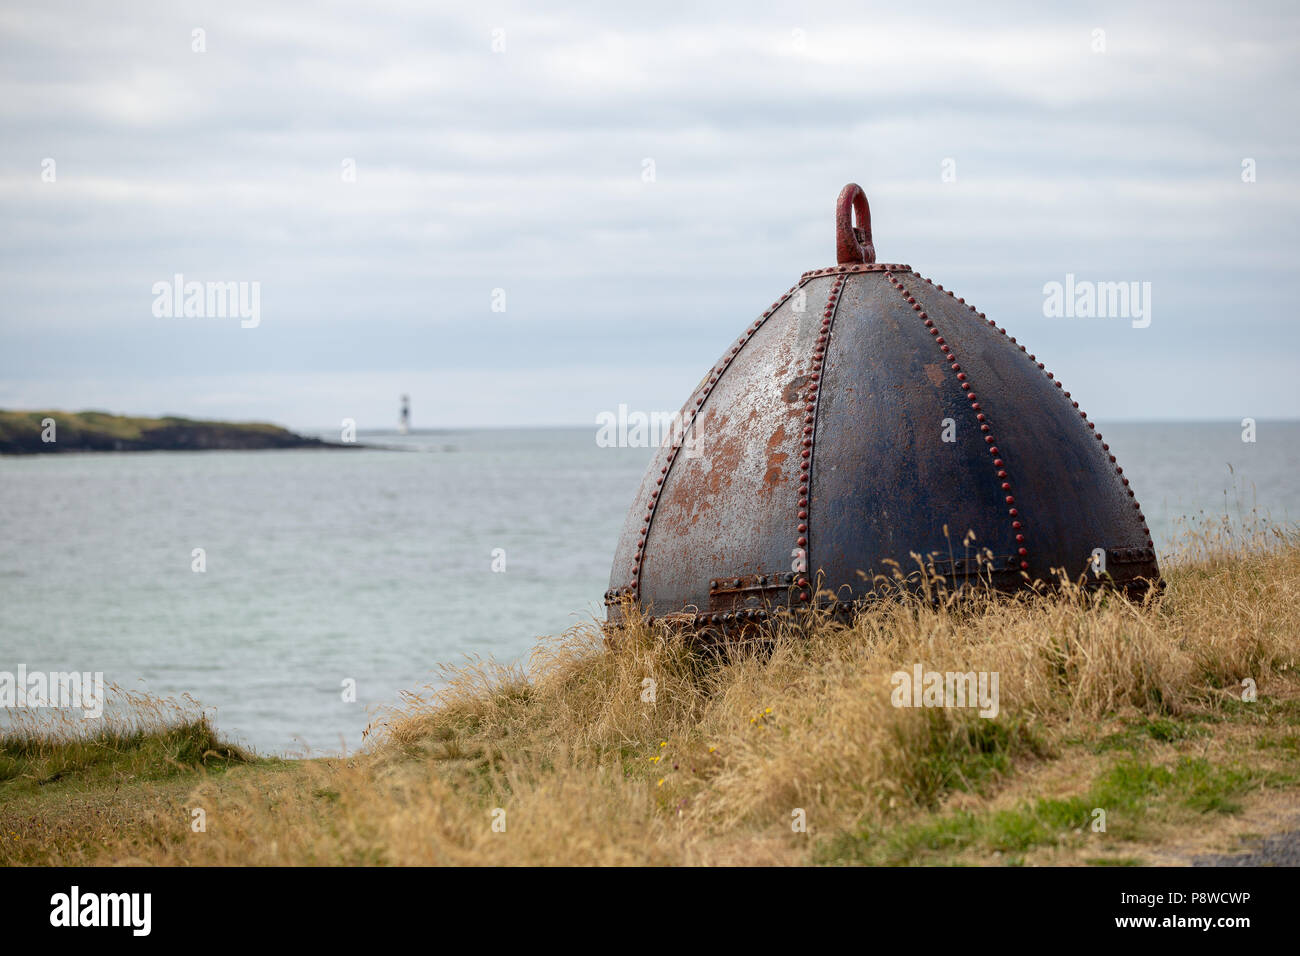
<box><xmin>3</xmin><ymin>528</ymin><xmax>1298</xmax><ymax>866</ymax></box>
<box><xmin>0</xmin><ymin>409</ymin><xmax>353</xmax><ymax>454</ymax></box>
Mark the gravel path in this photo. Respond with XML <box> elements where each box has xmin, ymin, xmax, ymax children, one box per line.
<box><xmin>1193</xmin><ymin>828</ymin><xmax>1300</xmax><ymax>866</ymax></box>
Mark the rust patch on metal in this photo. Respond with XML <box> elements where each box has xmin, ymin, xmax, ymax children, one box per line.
<box><xmin>766</xmin><ymin>423</ymin><xmax>788</xmax><ymax>452</ymax></box>
<box><xmin>782</xmin><ymin>375</ymin><xmax>812</xmax><ymax>404</ymax></box>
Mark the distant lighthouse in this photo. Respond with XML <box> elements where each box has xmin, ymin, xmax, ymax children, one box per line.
<box><xmin>398</xmin><ymin>394</ymin><xmax>410</xmax><ymax>434</ymax></box>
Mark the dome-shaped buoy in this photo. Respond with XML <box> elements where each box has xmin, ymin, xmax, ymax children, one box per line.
<box><xmin>606</xmin><ymin>183</ymin><xmax>1159</xmax><ymax>628</ymax></box>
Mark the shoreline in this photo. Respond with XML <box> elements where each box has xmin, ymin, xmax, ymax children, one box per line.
<box><xmin>0</xmin><ymin>409</ymin><xmax>362</xmax><ymax>455</ymax></box>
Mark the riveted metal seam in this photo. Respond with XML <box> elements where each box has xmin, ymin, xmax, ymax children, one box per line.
<box><xmin>796</xmin><ymin>270</ymin><xmax>849</xmax><ymax>604</ymax></box>
<box><xmin>887</xmin><ymin>271</ymin><xmax>1031</xmax><ymax>577</ymax></box>
<box><xmin>628</xmin><ymin>276</ymin><xmax>816</xmax><ymax>602</ymax></box>
<box><xmin>799</xmin><ymin>262</ymin><xmax>911</xmax><ymax>280</ymax></box>
<box><xmin>913</xmin><ymin>274</ymin><xmax>1154</xmax><ymax>553</ymax></box>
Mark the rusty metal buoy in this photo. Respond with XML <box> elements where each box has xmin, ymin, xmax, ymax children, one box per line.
<box><xmin>605</xmin><ymin>183</ymin><xmax>1160</xmax><ymax>628</ymax></box>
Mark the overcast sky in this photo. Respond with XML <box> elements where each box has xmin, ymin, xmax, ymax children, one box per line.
<box><xmin>1</xmin><ymin>0</ymin><xmax>1296</xmax><ymax>429</ymax></box>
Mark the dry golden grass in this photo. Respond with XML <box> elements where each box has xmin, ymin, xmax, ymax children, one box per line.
<box><xmin>4</xmin><ymin>524</ymin><xmax>1299</xmax><ymax>866</ymax></box>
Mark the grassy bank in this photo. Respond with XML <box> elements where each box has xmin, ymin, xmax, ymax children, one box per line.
<box><xmin>0</xmin><ymin>409</ymin><xmax>345</xmax><ymax>454</ymax></box>
<box><xmin>4</xmin><ymin>529</ymin><xmax>1299</xmax><ymax>866</ymax></box>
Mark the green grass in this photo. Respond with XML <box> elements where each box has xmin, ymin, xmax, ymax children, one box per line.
<box><xmin>817</xmin><ymin>754</ymin><xmax>1289</xmax><ymax>865</ymax></box>
<box><xmin>1092</xmin><ymin>716</ymin><xmax>1207</xmax><ymax>753</ymax></box>
<box><xmin>0</xmin><ymin>718</ymin><xmax>255</xmax><ymax>799</ymax></box>
<box><xmin>892</xmin><ymin>712</ymin><xmax>1047</xmax><ymax>808</ymax></box>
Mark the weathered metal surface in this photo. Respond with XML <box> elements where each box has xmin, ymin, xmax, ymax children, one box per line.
<box><xmin>606</xmin><ymin>183</ymin><xmax>1160</xmax><ymax>628</ymax></box>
